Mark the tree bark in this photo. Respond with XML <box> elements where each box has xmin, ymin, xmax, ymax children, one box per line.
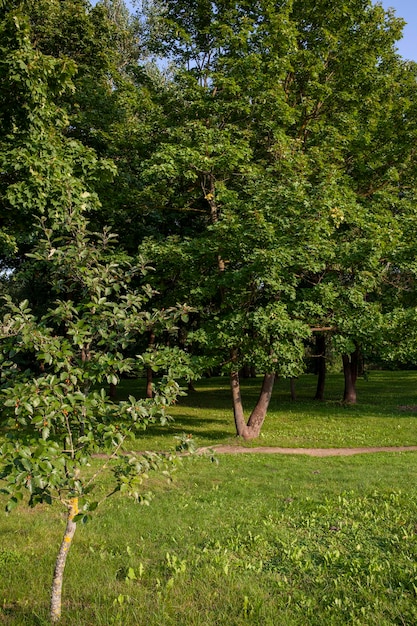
<box><xmin>342</xmin><ymin>347</ymin><xmax>360</xmax><ymax>404</ymax></box>
<box><xmin>146</xmin><ymin>366</ymin><xmax>153</xmax><ymax>399</ymax></box>
<box><xmin>290</xmin><ymin>378</ymin><xmax>297</xmax><ymax>401</ymax></box>
<box><xmin>246</xmin><ymin>373</ymin><xmax>276</xmax><ymax>437</ymax></box>
<box><xmin>231</xmin><ymin>369</ymin><xmax>247</xmax><ymax>437</ymax></box>
<box><xmin>50</xmin><ymin>498</ymin><xmax>78</xmax><ymax>623</ymax></box>
<box><xmin>146</xmin><ymin>330</ymin><xmax>156</xmax><ymax>399</ymax></box>
<box><xmin>230</xmin><ymin>368</ymin><xmax>276</xmax><ymax>439</ymax></box>
<box><xmin>314</xmin><ymin>334</ymin><xmax>326</xmax><ymax>401</ymax></box>
<box><xmin>109</xmin><ymin>382</ymin><xmax>117</xmax><ymax>399</ymax></box>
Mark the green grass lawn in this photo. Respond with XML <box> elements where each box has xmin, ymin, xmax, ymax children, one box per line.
<box><xmin>2</xmin><ymin>453</ymin><xmax>417</xmax><ymax>625</ymax></box>
<box><xmin>2</xmin><ymin>370</ymin><xmax>417</xmax><ymax>625</ymax></box>
<box><xmin>117</xmin><ymin>370</ymin><xmax>417</xmax><ymax>451</ymax></box>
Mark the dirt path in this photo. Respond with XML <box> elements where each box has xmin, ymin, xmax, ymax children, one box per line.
<box><xmin>198</xmin><ymin>445</ymin><xmax>417</xmax><ymax>457</ymax></box>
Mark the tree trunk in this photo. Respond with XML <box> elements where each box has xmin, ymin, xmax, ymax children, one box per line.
<box><xmin>314</xmin><ymin>334</ymin><xmax>326</xmax><ymax>401</ymax></box>
<box><xmin>342</xmin><ymin>347</ymin><xmax>360</xmax><ymax>404</ymax></box>
<box><xmin>246</xmin><ymin>373</ymin><xmax>276</xmax><ymax>437</ymax></box>
<box><xmin>240</xmin><ymin>364</ymin><xmax>251</xmax><ymax>378</ymax></box>
<box><xmin>187</xmin><ymin>380</ymin><xmax>196</xmax><ymax>392</ymax></box>
<box><xmin>50</xmin><ymin>498</ymin><xmax>78</xmax><ymax>623</ymax></box>
<box><xmin>231</xmin><ymin>369</ymin><xmax>247</xmax><ymax>437</ymax></box>
<box><xmin>230</xmin><ymin>369</ymin><xmax>276</xmax><ymax>439</ymax></box>
<box><xmin>146</xmin><ymin>366</ymin><xmax>153</xmax><ymax>399</ymax></box>
<box><xmin>109</xmin><ymin>382</ymin><xmax>117</xmax><ymax>399</ymax></box>
<box><xmin>290</xmin><ymin>378</ymin><xmax>297</xmax><ymax>401</ymax></box>
<box><xmin>146</xmin><ymin>330</ymin><xmax>156</xmax><ymax>399</ymax></box>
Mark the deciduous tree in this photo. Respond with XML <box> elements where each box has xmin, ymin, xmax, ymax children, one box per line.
<box><xmin>138</xmin><ymin>0</ymin><xmax>417</xmax><ymax>425</ymax></box>
<box><xmin>0</xmin><ymin>6</ymin><xmax>192</xmax><ymax>621</ymax></box>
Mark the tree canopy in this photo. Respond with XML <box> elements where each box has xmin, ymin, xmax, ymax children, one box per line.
<box><xmin>2</xmin><ymin>0</ymin><xmax>417</xmax><ymax>426</ymax></box>
<box><xmin>134</xmin><ymin>0</ymin><xmax>417</xmax><ymax>421</ymax></box>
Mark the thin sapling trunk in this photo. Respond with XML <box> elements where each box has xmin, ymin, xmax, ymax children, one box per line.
<box><xmin>50</xmin><ymin>497</ymin><xmax>78</xmax><ymax>623</ymax></box>
<box><xmin>314</xmin><ymin>334</ymin><xmax>326</xmax><ymax>401</ymax></box>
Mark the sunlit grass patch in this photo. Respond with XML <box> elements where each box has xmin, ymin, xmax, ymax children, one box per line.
<box><xmin>2</xmin><ymin>453</ymin><xmax>417</xmax><ymax>624</ymax></box>
<box><xmin>115</xmin><ymin>371</ymin><xmax>417</xmax><ymax>450</ymax></box>
<box><xmin>2</xmin><ymin>371</ymin><xmax>417</xmax><ymax>624</ymax></box>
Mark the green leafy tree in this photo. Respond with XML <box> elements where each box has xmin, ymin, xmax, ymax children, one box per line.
<box><xmin>0</xmin><ymin>6</ymin><xmax>192</xmax><ymax>621</ymax></box>
<box><xmin>0</xmin><ymin>0</ymin><xmax>147</xmax><ymax>268</ymax></box>
<box><xmin>139</xmin><ymin>0</ymin><xmax>417</xmax><ymax>417</ymax></box>
<box><xmin>28</xmin><ymin>0</ymin><xmax>172</xmax><ymax>253</ymax></box>
<box><xmin>290</xmin><ymin>2</ymin><xmax>417</xmax><ymax>402</ymax></box>
<box><xmin>0</xmin><ymin>1</ymin><xmax>116</xmax><ymax>272</ymax></box>
<box><xmin>0</xmin><ymin>207</ymin><xmax>190</xmax><ymax>622</ymax></box>
<box><xmin>136</xmin><ymin>0</ymin><xmax>327</xmax><ymax>437</ymax></box>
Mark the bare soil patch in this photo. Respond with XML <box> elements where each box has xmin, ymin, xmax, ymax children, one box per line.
<box><xmin>198</xmin><ymin>445</ymin><xmax>417</xmax><ymax>457</ymax></box>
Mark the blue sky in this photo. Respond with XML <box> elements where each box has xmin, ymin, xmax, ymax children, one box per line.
<box><xmin>380</xmin><ymin>0</ymin><xmax>417</xmax><ymax>60</ymax></box>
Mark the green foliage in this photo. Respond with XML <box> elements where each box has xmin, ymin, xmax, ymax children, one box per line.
<box><xmin>4</xmin><ymin>0</ymin><xmax>416</xmax><ymax>395</ymax></box>
<box><xmin>0</xmin><ymin>206</ymin><xmax>192</xmax><ymax>513</ymax></box>
<box><xmin>0</xmin><ymin>1</ymin><xmax>197</xmax><ymax>526</ymax></box>
<box><xmin>137</xmin><ymin>0</ymin><xmax>417</xmax><ymax>388</ymax></box>
<box><xmin>19</xmin><ymin>0</ymin><xmax>164</xmax><ymax>251</ymax></box>
<box><xmin>0</xmin><ymin>3</ymin><xmax>116</xmax><ymax>266</ymax></box>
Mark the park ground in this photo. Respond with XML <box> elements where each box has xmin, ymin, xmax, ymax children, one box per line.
<box><xmin>1</xmin><ymin>370</ymin><xmax>417</xmax><ymax>625</ymax></box>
